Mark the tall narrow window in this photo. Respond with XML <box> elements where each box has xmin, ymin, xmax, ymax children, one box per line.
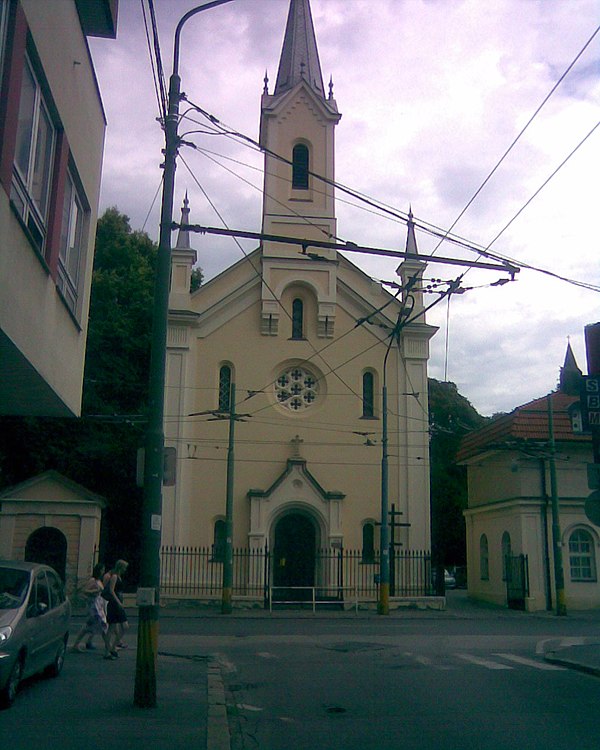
<box><xmin>218</xmin><ymin>365</ymin><xmax>232</xmax><ymax>412</ymax></box>
<box><xmin>569</xmin><ymin>529</ymin><xmax>596</xmax><ymax>581</ymax></box>
<box><xmin>292</xmin><ymin>298</ymin><xmax>304</xmax><ymax>339</ymax></box>
<box><xmin>0</xmin><ymin>1</ymin><xmax>8</xmax><ymax>82</ymax></box>
<box><xmin>362</xmin><ymin>523</ymin><xmax>375</xmax><ymax>563</ymax></box>
<box><xmin>212</xmin><ymin>519</ymin><xmax>226</xmax><ymax>562</ymax></box>
<box><xmin>292</xmin><ymin>143</ymin><xmax>309</xmax><ymax>189</ymax></box>
<box><xmin>480</xmin><ymin>534</ymin><xmax>489</xmax><ymax>580</ymax></box>
<box><xmin>57</xmin><ymin>170</ymin><xmax>85</xmax><ymax>315</ymax></box>
<box><xmin>11</xmin><ymin>55</ymin><xmax>56</xmax><ymax>251</ymax></box>
<box><xmin>362</xmin><ymin>371</ymin><xmax>375</xmax><ymax>418</ymax></box>
<box><xmin>501</xmin><ymin>531</ymin><xmax>512</xmax><ymax>581</ymax></box>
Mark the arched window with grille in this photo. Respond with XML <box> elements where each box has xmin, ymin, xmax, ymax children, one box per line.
<box><xmin>218</xmin><ymin>364</ymin><xmax>232</xmax><ymax>412</ymax></box>
<box><xmin>569</xmin><ymin>528</ymin><xmax>597</xmax><ymax>581</ymax></box>
<box><xmin>362</xmin><ymin>371</ymin><xmax>375</xmax><ymax>418</ymax></box>
<box><xmin>362</xmin><ymin>522</ymin><xmax>375</xmax><ymax>563</ymax></box>
<box><xmin>480</xmin><ymin>534</ymin><xmax>489</xmax><ymax>580</ymax></box>
<box><xmin>292</xmin><ymin>298</ymin><xmax>304</xmax><ymax>339</ymax></box>
<box><xmin>292</xmin><ymin>143</ymin><xmax>309</xmax><ymax>189</ymax></box>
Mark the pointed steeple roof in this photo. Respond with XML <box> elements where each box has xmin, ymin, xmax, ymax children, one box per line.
<box><xmin>175</xmin><ymin>192</ymin><xmax>191</xmax><ymax>250</ymax></box>
<box><xmin>274</xmin><ymin>0</ymin><xmax>325</xmax><ymax>99</ymax></box>
<box><xmin>559</xmin><ymin>340</ymin><xmax>583</xmax><ymax>396</ymax></box>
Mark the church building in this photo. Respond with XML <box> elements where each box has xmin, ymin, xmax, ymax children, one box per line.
<box><xmin>162</xmin><ymin>0</ymin><xmax>436</xmax><ymax>601</ymax></box>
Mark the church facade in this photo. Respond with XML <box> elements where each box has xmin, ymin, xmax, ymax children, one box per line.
<box><xmin>162</xmin><ymin>0</ymin><xmax>436</xmax><ymax>599</ymax></box>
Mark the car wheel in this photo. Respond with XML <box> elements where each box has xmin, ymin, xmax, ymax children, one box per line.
<box><xmin>0</xmin><ymin>657</ymin><xmax>22</xmax><ymax>708</ymax></box>
<box><xmin>46</xmin><ymin>638</ymin><xmax>66</xmax><ymax>678</ymax></box>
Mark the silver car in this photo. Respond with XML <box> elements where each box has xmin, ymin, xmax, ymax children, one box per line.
<box><xmin>0</xmin><ymin>561</ymin><xmax>71</xmax><ymax>707</ymax></box>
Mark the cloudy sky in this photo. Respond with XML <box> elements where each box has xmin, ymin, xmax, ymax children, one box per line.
<box><xmin>88</xmin><ymin>0</ymin><xmax>600</xmax><ymax>416</ymax></box>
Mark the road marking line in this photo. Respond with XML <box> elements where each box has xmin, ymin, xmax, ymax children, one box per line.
<box><xmin>456</xmin><ymin>653</ymin><xmax>513</xmax><ymax>670</ymax></box>
<box><xmin>493</xmin><ymin>653</ymin><xmax>566</xmax><ymax>670</ymax></box>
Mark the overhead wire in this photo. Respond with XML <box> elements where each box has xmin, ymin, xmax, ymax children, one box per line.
<box><xmin>428</xmin><ymin>22</ymin><xmax>600</xmax><ymax>260</ymax></box>
<box><xmin>181</xmin><ymin>105</ymin><xmax>598</xmax><ymax>292</ymax></box>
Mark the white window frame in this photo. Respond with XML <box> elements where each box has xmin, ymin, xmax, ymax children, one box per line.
<box><xmin>569</xmin><ymin>528</ymin><xmax>597</xmax><ymax>582</ymax></box>
<box><xmin>11</xmin><ymin>53</ymin><xmax>56</xmax><ymax>252</ymax></box>
<box><xmin>57</xmin><ymin>169</ymin><xmax>86</xmax><ymax>316</ymax></box>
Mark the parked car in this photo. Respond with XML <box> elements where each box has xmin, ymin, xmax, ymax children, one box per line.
<box><xmin>444</xmin><ymin>569</ymin><xmax>456</xmax><ymax>589</ymax></box>
<box><xmin>0</xmin><ymin>561</ymin><xmax>70</xmax><ymax>707</ymax></box>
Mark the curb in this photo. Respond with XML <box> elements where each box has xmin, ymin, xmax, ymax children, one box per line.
<box><xmin>544</xmin><ymin>652</ymin><xmax>600</xmax><ymax>678</ymax></box>
<box><xmin>207</xmin><ymin>658</ymin><xmax>231</xmax><ymax>750</ymax></box>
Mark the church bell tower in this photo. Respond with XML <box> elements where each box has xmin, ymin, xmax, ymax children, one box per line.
<box><xmin>258</xmin><ymin>0</ymin><xmax>342</xmax><ymax>338</ymax></box>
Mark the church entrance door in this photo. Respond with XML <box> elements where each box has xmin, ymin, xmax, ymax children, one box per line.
<box><xmin>272</xmin><ymin>513</ymin><xmax>316</xmax><ymax>601</ymax></box>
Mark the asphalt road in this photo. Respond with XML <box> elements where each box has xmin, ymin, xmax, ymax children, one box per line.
<box><xmin>3</xmin><ymin>596</ymin><xmax>600</xmax><ymax>750</ymax></box>
<box><xmin>206</xmin><ymin>631</ymin><xmax>600</xmax><ymax>750</ymax></box>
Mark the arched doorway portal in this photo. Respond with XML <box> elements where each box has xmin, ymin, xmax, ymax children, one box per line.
<box><xmin>25</xmin><ymin>527</ymin><xmax>67</xmax><ymax>581</ymax></box>
<box><xmin>273</xmin><ymin>513</ymin><xmax>316</xmax><ymax>600</ymax></box>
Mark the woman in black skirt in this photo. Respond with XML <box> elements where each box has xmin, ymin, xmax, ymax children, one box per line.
<box><xmin>103</xmin><ymin>559</ymin><xmax>129</xmax><ymax>660</ymax></box>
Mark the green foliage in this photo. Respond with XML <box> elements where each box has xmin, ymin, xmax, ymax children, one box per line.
<box><xmin>84</xmin><ymin>207</ymin><xmax>157</xmax><ymax>417</ymax></box>
<box><xmin>428</xmin><ymin>379</ymin><xmax>488</xmax><ymax>567</ymax></box>
<box><xmin>190</xmin><ymin>266</ymin><xmax>203</xmax><ymax>293</ymax></box>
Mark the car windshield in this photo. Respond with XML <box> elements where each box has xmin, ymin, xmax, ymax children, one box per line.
<box><xmin>0</xmin><ymin>568</ymin><xmax>31</xmax><ymax>609</ymax></box>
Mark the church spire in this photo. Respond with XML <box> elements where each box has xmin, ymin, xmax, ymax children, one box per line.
<box><xmin>274</xmin><ymin>0</ymin><xmax>325</xmax><ymax>99</ymax></box>
<box><xmin>559</xmin><ymin>340</ymin><xmax>583</xmax><ymax>396</ymax></box>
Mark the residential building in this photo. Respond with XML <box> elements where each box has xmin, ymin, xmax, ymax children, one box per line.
<box><xmin>459</xmin><ymin>344</ymin><xmax>599</xmax><ymax>611</ymax></box>
<box><xmin>162</xmin><ymin>0</ymin><xmax>436</xmax><ymax>601</ymax></box>
<box><xmin>0</xmin><ymin>0</ymin><xmax>117</xmax><ymax>416</ymax></box>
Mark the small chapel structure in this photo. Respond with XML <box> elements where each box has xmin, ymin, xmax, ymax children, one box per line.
<box><xmin>162</xmin><ymin>0</ymin><xmax>436</xmax><ymax>602</ymax></box>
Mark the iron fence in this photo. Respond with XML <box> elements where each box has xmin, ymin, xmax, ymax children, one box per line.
<box><xmin>159</xmin><ymin>545</ymin><xmax>434</xmax><ymax>602</ymax></box>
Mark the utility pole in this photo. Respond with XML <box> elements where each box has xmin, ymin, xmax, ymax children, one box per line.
<box><xmin>133</xmin><ymin>0</ymin><xmax>235</xmax><ymax>709</ymax></box>
<box><xmin>547</xmin><ymin>395</ymin><xmax>567</xmax><ymax>616</ymax></box>
<box><xmin>189</xmin><ymin>383</ymin><xmax>249</xmax><ymax>614</ymax></box>
<box><xmin>222</xmin><ymin>381</ymin><xmax>236</xmax><ymax>614</ymax></box>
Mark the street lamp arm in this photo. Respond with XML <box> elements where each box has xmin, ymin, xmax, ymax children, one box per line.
<box><xmin>173</xmin><ymin>0</ymin><xmax>236</xmax><ymax>76</ymax></box>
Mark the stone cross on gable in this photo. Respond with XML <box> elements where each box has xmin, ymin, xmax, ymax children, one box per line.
<box><xmin>291</xmin><ymin>435</ymin><xmax>304</xmax><ymax>458</ymax></box>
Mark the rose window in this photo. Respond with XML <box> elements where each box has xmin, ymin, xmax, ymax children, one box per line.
<box><xmin>275</xmin><ymin>366</ymin><xmax>319</xmax><ymax>411</ymax></box>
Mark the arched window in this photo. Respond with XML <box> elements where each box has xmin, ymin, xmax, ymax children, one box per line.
<box><xmin>218</xmin><ymin>365</ymin><xmax>232</xmax><ymax>412</ymax></box>
<box><xmin>362</xmin><ymin>523</ymin><xmax>375</xmax><ymax>563</ymax></box>
<box><xmin>569</xmin><ymin>529</ymin><xmax>597</xmax><ymax>581</ymax></box>
<box><xmin>362</xmin><ymin>371</ymin><xmax>375</xmax><ymax>418</ymax></box>
<box><xmin>480</xmin><ymin>534</ymin><xmax>489</xmax><ymax>580</ymax></box>
<box><xmin>212</xmin><ymin>519</ymin><xmax>226</xmax><ymax>563</ymax></box>
<box><xmin>292</xmin><ymin>298</ymin><xmax>304</xmax><ymax>339</ymax></box>
<box><xmin>292</xmin><ymin>143</ymin><xmax>309</xmax><ymax>189</ymax></box>
<box><xmin>501</xmin><ymin>531</ymin><xmax>512</xmax><ymax>581</ymax></box>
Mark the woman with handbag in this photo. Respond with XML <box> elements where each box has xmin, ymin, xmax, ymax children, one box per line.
<box><xmin>71</xmin><ymin>563</ymin><xmax>109</xmax><ymax>652</ymax></box>
<box><xmin>102</xmin><ymin>559</ymin><xmax>129</xmax><ymax>660</ymax></box>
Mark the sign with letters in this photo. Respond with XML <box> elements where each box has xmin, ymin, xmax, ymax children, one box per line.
<box><xmin>580</xmin><ymin>376</ymin><xmax>600</xmax><ymax>431</ymax></box>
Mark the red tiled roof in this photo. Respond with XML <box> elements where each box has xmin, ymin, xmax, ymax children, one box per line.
<box><xmin>457</xmin><ymin>391</ymin><xmax>589</xmax><ymax>462</ymax></box>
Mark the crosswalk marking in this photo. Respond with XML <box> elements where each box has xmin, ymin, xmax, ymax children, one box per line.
<box><xmin>493</xmin><ymin>653</ymin><xmax>566</xmax><ymax>670</ymax></box>
<box><xmin>456</xmin><ymin>653</ymin><xmax>513</xmax><ymax>670</ymax></box>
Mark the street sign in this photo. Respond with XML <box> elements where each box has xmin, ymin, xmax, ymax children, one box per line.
<box><xmin>584</xmin><ymin>490</ymin><xmax>600</xmax><ymax>527</ymax></box>
<box><xmin>580</xmin><ymin>375</ymin><xmax>600</xmax><ymax>431</ymax></box>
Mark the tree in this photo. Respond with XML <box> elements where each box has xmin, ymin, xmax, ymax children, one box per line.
<box><xmin>0</xmin><ymin>209</ymin><xmax>158</xmax><ymax>582</ymax></box>
<box><xmin>428</xmin><ymin>379</ymin><xmax>488</xmax><ymax>569</ymax></box>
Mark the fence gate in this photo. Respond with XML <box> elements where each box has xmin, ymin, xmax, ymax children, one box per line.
<box><xmin>506</xmin><ymin>554</ymin><xmax>529</xmax><ymax>610</ymax></box>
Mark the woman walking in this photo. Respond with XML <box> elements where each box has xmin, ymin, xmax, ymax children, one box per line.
<box><xmin>71</xmin><ymin>563</ymin><xmax>108</xmax><ymax>652</ymax></box>
<box><xmin>103</xmin><ymin>559</ymin><xmax>129</xmax><ymax>660</ymax></box>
